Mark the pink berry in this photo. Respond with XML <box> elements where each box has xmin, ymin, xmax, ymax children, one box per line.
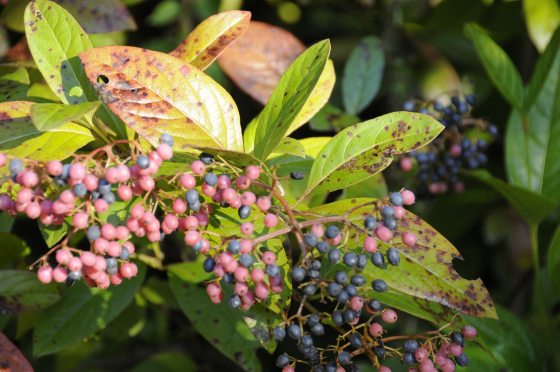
<box><xmin>240</xmin><ymin>222</ymin><xmax>254</xmax><ymax>235</ymax></box>
<box><xmin>251</xmin><ymin>268</ymin><xmax>265</xmax><ymax>282</ymax></box>
<box><xmin>263</xmin><ymin>213</ymin><xmax>278</xmax><ymax>228</ymax></box>
<box><xmin>256</xmin><ymin>196</ymin><xmax>271</xmax><ymax>211</ymax></box>
<box><xmin>450</xmin><ymin>143</ymin><xmax>461</xmax><ymax>157</ymax></box>
<box><xmin>311</xmin><ymin>224</ymin><xmax>325</xmax><ymax>238</ymax></box>
<box><xmin>375</xmin><ymin>226</ymin><xmax>393</xmax><ymax>242</ymax></box>
<box><xmin>348</xmin><ymin>296</ymin><xmax>364</xmax><ymax>312</ymax></box>
<box><xmin>415</xmin><ymin>347</ymin><xmax>429</xmax><ymax>363</ymax></box>
<box><xmin>364</xmin><ymin>236</ymin><xmax>378</xmax><ymax>253</ymax></box>
<box><xmin>400</xmin><ymin>157</ymin><xmax>413</xmax><ymax>172</ymax></box>
<box><xmin>378</xmin><ymin>366</ymin><xmax>392</xmax><ymax>372</ymax></box>
<box><xmin>236</xmin><ymin>175</ymin><xmax>251</xmax><ymax>189</ymax></box>
<box><xmin>183</xmin><ymin>215</ymin><xmax>199</xmax><ymax>230</ymax></box>
<box><xmin>120</xmin><ymin>262</ymin><xmax>138</xmax><ymax>278</ymax></box>
<box><xmin>369</xmin><ymin>323</ymin><xmax>383</xmax><ymax>337</ymax></box>
<box><xmin>59</xmin><ymin>190</ymin><xmax>75</xmax><ymax>204</ymax></box>
<box><xmin>191</xmin><ymin>160</ymin><xmax>205</xmax><ymax>175</ymax></box>
<box><xmin>101</xmin><ymin>224</ymin><xmax>117</xmax><ymax>240</ymax></box>
<box><xmin>72</xmin><ymin>211</ymin><xmax>89</xmax><ymax>229</ymax></box>
<box><xmin>55</xmin><ymin>249</ymin><xmax>72</xmax><ymax>265</ymax></box>
<box><xmin>222</xmin><ymin>188</ymin><xmax>237</xmax><ymax>203</ymax></box>
<box><xmin>234</xmin><ymin>282</ymin><xmax>249</xmax><ymax>296</ymax></box>
<box><xmin>110</xmin><ymin>274</ymin><xmax>123</xmax><ymax>286</ymax></box>
<box><xmin>37</xmin><ymin>266</ymin><xmax>53</xmax><ymax>284</ymax></box>
<box><xmin>69</xmin><ymin>163</ymin><xmax>86</xmax><ymax>181</ymax></box>
<box><xmin>52</xmin><ymin>267</ymin><xmax>68</xmax><ymax>283</ymax></box>
<box><xmin>441</xmin><ymin>359</ymin><xmax>456</xmax><ymax>372</ymax></box>
<box><xmin>201</xmin><ymin>183</ymin><xmax>216</xmax><ymax>197</ymax></box>
<box><xmin>282</xmin><ymin>367</ymin><xmax>295</xmax><ymax>372</ymax></box>
<box><xmin>163</xmin><ymin>214</ymin><xmax>179</xmax><ymax>230</ymax></box>
<box><xmin>81</xmin><ymin>252</ymin><xmax>96</xmax><ymax>266</ymax></box>
<box><xmin>123</xmin><ymin>241</ymin><xmax>135</xmax><ymax>254</ymax></box>
<box><xmin>67</xmin><ymin>257</ymin><xmax>82</xmax><ymax>271</ymax></box>
<box><xmin>139</xmin><ymin>176</ymin><xmax>155</xmax><ymax>191</ymax></box>
<box><xmin>240</xmin><ymin>239</ymin><xmax>253</xmax><ymax>254</ymax></box>
<box><xmin>83</xmin><ymin>174</ymin><xmax>99</xmax><ymax>191</ymax></box>
<box><xmin>234</xmin><ymin>267</ymin><xmax>249</xmax><ymax>282</ymax></box>
<box><xmin>262</xmin><ymin>251</ymin><xmax>276</xmax><ymax>264</ymax></box>
<box><xmin>180</xmin><ymin>173</ymin><xmax>196</xmax><ymax>189</ymax></box>
<box><xmin>116</xmin><ymin>185</ymin><xmax>132</xmax><ymax>201</ymax></box>
<box><xmin>453</xmin><ymin>182</ymin><xmax>465</xmax><ymax>193</ymax></box>
<box><xmin>462</xmin><ymin>325</ymin><xmax>477</xmax><ymax>339</ymax></box>
<box><xmin>116</xmin><ymin>164</ymin><xmax>131</xmax><ymax>182</ymax></box>
<box><xmin>206</xmin><ymin>282</ymin><xmax>222</xmax><ymax>297</ymax></box>
<box><xmin>157</xmin><ymin>143</ymin><xmax>173</xmax><ymax>160</ymax></box>
<box><xmin>381</xmin><ymin>309</ymin><xmax>398</xmax><ymax>323</ymax></box>
<box><xmin>240</xmin><ymin>191</ymin><xmax>256</xmax><ymax>206</ymax></box>
<box><xmin>25</xmin><ymin>202</ymin><xmax>41</xmax><ymax>219</ymax></box>
<box><xmin>94</xmin><ymin>199</ymin><xmax>108</xmax><ymax>213</ymax></box>
<box><xmin>94</xmin><ymin>238</ymin><xmax>109</xmax><ymax>254</ymax></box>
<box><xmin>419</xmin><ymin>359</ymin><xmax>434</xmax><ymax>372</ymax></box>
<box><xmin>107</xmin><ymin>241</ymin><xmax>122</xmax><ymax>257</ymax></box>
<box><xmin>46</xmin><ymin>160</ymin><xmax>63</xmax><ymax>176</ymax></box>
<box><xmin>130</xmin><ymin>203</ymin><xmax>144</xmax><ymax>218</ymax></box>
<box><xmin>0</xmin><ymin>153</ymin><xmax>5</xmax><ymax>167</ymax></box>
<box><xmin>105</xmin><ymin>167</ymin><xmax>119</xmax><ymax>183</ymax></box>
<box><xmin>402</xmin><ymin>232</ymin><xmax>417</xmax><ymax>247</ymax></box>
<box><xmin>17</xmin><ymin>188</ymin><xmax>33</xmax><ymax>204</ymax></box>
<box><xmin>246</xmin><ymin>165</ymin><xmax>261</xmax><ymax>180</ymax></box>
<box><xmin>393</xmin><ymin>206</ymin><xmax>406</xmax><ymax>219</ymax></box>
<box><xmin>173</xmin><ymin>199</ymin><xmax>187</xmax><ymax>215</ymax></box>
<box><xmin>21</xmin><ymin>171</ymin><xmax>39</xmax><ymax>188</ymax></box>
<box><xmin>255</xmin><ymin>282</ymin><xmax>270</xmax><ymax>300</ymax></box>
<box><xmin>401</xmin><ymin>189</ymin><xmax>415</xmax><ymax>205</ymax></box>
<box><xmin>217</xmin><ymin>175</ymin><xmax>231</xmax><ymax>189</ymax></box>
<box><xmin>229</xmin><ymin>196</ymin><xmax>242</xmax><ymax>209</ymax></box>
<box><xmin>449</xmin><ymin>344</ymin><xmax>463</xmax><ymax>357</ymax></box>
<box><xmin>184</xmin><ymin>230</ymin><xmax>200</xmax><ymax>246</ymax></box>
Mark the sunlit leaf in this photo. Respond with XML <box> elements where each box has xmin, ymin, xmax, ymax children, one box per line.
<box><xmin>31</xmin><ymin>101</ymin><xmax>100</xmax><ymax>131</ymax></box>
<box><xmin>171</xmin><ymin>10</ymin><xmax>251</xmax><ymax>70</ymax></box>
<box><xmin>79</xmin><ymin>46</ymin><xmax>243</xmax><ymax>152</ymax></box>
<box><xmin>523</xmin><ymin>0</ymin><xmax>560</xmax><ymax>52</ymax></box>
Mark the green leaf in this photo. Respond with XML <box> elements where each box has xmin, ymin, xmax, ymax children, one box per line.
<box><xmin>0</xmin><ymin>101</ymin><xmax>94</xmax><ymax>161</ymax></box>
<box><xmin>146</xmin><ymin>0</ymin><xmax>181</xmax><ymax>27</ymax></box>
<box><xmin>309</xmin><ymin>103</ymin><xmax>360</xmax><ymax>132</ymax></box>
<box><xmin>170</xmin><ymin>10</ymin><xmax>251</xmax><ymax>70</ymax></box>
<box><xmin>0</xmin><ymin>66</ymin><xmax>29</xmax><ymax>102</ymax></box>
<box><xmin>505</xmin><ymin>40</ymin><xmax>560</xmax><ymax>201</ymax></box>
<box><xmin>131</xmin><ymin>352</ymin><xmax>196</xmax><ymax>372</ymax></box>
<box><xmin>0</xmin><ymin>233</ymin><xmax>30</xmax><ymax>269</ymax></box>
<box><xmin>465</xmin><ymin>23</ymin><xmax>524</xmax><ymax>111</ymax></box>
<box><xmin>525</xmin><ymin>26</ymin><xmax>560</xmax><ymax>110</ymax></box>
<box><xmin>54</xmin><ymin>0</ymin><xmax>137</xmax><ymax>34</ymax></box>
<box><xmin>309</xmin><ymin>198</ymin><xmax>498</xmax><ymax>319</ymax></box>
<box><xmin>300</xmin><ymin>112</ymin><xmax>443</xmax><ymax>202</ymax></box>
<box><xmin>270</xmin><ymin>137</ymin><xmax>306</xmax><ymax>158</ymax></box>
<box><xmin>0</xmin><ymin>0</ymin><xmax>27</xmax><ymax>32</ymax></box>
<box><xmin>252</xmin><ymin>40</ymin><xmax>330</xmax><ymax>160</ymax></box>
<box><xmin>339</xmin><ymin>173</ymin><xmax>387</xmax><ymax>200</ymax></box>
<box><xmin>0</xmin><ymin>270</ymin><xmax>60</xmax><ymax>314</ymax></box>
<box><xmin>465</xmin><ymin>306</ymin><xmax>544</xmax><ymax>371</ymax></box>
<box><xmin>548</xmin><ymin>225</ymin><xmax>560</xmax><ymax>293</ymax></box>
<box><xmin>24</xmin><ymin>0</ymin><xmax>95</xmax><ymax>105</ymax></box>
<box><xmin>168</xmin><ymin>263</ymin><xmax>262</xmax><ymax>371</ymax></box>
<box><xmin>467</xmin><ymin>170</ymin><xmax>558</xmax><ymax>224</ymax></box>
<box><xmin>39</xmin><ymin>221</ymin><xmax>69</xmax><ymax>247</ymax></box>
<box><xmin>79</xmin><ymin>46</ymin><xmax>243</xmax><ymax>152</ymax></box>
<box><xmin>342</xmin><ymin>36</ymin><xmax>385</xmax><ymax>114</ymax></box>
<box><xmin>33</xmin><ymin>264</ymin><xmax>145</xmax><ymax>356</ymax></box>
<box><xmin>523</xmin><ymin>0</ymin><xmax>560</xmax><ymax>52</ymax></box>
<box><xmin>30</xmin><ymin>101</ymin><xmax>100</xmax><ymax>131</ymax></box>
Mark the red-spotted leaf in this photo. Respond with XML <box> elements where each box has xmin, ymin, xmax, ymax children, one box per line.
<box><xmin>79</xmin><ymin>46</ymin><xmax>243</xmax><ymax>152</ymax></box>
<box><xmin>170</xmin><ymin>10</ymin><xmax>251</xmax><ymax>70</ymax></box>
<box><xmin>300</xmin><ymin>112</ymin><xmax>443</xmax><ymax>202</ymax></box>
<box><xmin>0</xmin><ymin>333</ymin><xmax>33</xmax><ymax>372</ymax></box>
<box><xmin>309</xmin><ymin>198</ymin><xmax>497</xmax><ymax>319</ymax></box>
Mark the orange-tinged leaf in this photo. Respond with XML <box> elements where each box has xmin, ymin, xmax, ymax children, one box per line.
<box><xmin>79</xmin><ymin>46</ymin><xmax>243</xmax><ymax>152</ymax></box>
<box><xmin>218</xmin><ymin>21</ymin><xmax>305</xmax><ymax>104</ymax></box>
<box><xmin>170</xmin><ymin>10</ymin><xmax>251</xmax><ymax>71</ymax></box>
<box><xmin>0</xmin><ymin>332</ymin><xmax>33</xmax><ymax>372</ymax></box>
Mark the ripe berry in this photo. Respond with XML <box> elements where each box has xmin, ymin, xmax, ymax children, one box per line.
<box><xmin>351</xmin><ymin>274</ymin><xmax>366</xmax><ymax>287</ymax></box>
<box><xmin>332</xmin><ymin>311</ymin><xmax>344</xmax><ymax>326</ymax></box>
<box><xmin>335</xmin><ymin>271</ymin><xmax>349</xmax><ymax>284</ymax></box>
<box><xmin>349</xmin><ymin>333</ymin><xmax>363</xmax><ymax>348</ymax></box>
<box><xmin>292</xmin><ymin>266</ymin><xmax>306</xmax><ymax>282</ymax></box>
<box><xmin>9</xmin><ymin>158</ymin><xmax>23</xmax><ymax>175</ymax></box>
<box><xmin>229</xmin><ymin>295</ymin><xmax>241</xmax><ymax>308</ymax></box>
<box><xmin>367</xmin><ymin>299</ymin><xmax>382</xmax><ymax>312</ymax></box>
<box><xmin>451</xmin><ymin>331</ymin><xmax>464</xmax><ymax>346</ymax></box>
<box><xmin>403</xmin><ymin>352</ymin><xmax>416</xmax><ymax>365</ymax></box>
<box><xmin>327</xmin><ymin>282</ymin><xmax>342</xmax><ymax>297</ymax></box>
<box><xmin>328</xmin><ymin>249</ymin><xmax>340</xmax><ymax>263</ymax></box>
<box><xmin>404</xmin><ymin>339</ymin><xmax>419</xmax><ymax>353</ymax></box>
<box><xmin>455</xmin><ymin>353</ymin><xmax>468</xmax><ymax>367</ymax></box>
<box><xmin>87</xmin><ymin>225</ymin><xmax>101</xmax><ymax>240</ymax></box>
<box><xmin>386</xmin><ymin>247</ymin><xmax>400</xmax><ymax>265</ymax></box>
<box><xmin>325</xmin><ymin>225</ymin><xmax>340</xmax><ymax>239</ymax></box>
<box><xmin>276</xmin><ymin>353</ymin><xmax>290</xmax><ymax>368</ymax></box>
<box><xmin>304</xmin><ymin>233</ymin><xmax>318</xmax><ymax>247</ymax></box>
<box><xmin>343</xmin><ymin>252</ymin><xmax>357</xmax><ymax>267</ymax></box>
<box><xmin>374</xmin><ymin>346</ymin><xmax>386</xmax><ymax>359</ymax></box>
<box><xmin>310</xmin><ymin>323</ymin><xmax>324</xmax><ymax>336</ymax></box>
<box><xmin>288</xmin><ymin>324</ymin><xmax>301</xmax><ymax>339</ymax></box>
<box><xmin>290</xmin><ymin>171</ymin><xmax>304</xmax><ymax>180</ymax></box>
<box><xmin>390</xmin><ymin>192</ymin><xmax>404</xmax><ymax>206</ymax></box>
<box><xmin>371</xmin><ymin>252</ymin><xmax>385</xmax><ymax>267</ymax></box>
<box><xmin>273</xmin><ymin>326</ymin><xmax>286</xmax><ymax>341</ymax></box>
<box><xmin>136</xmin><ymin>155</ymin><xmax>150</xmax><ymax>169</ymax></box>
<box><xmin>238</xmin><ymin>205</ymin><xmax>251</xmax><ymax>219</ymax></box>
<box><xmin>338</xmin><ymin>351</ymin><xmax>351</xmax><ymax>365</ymax></box>
<box><xmin>372</xmin><ymin>279</ymin><xmax>388</xmax><ymax>292</ymax></box>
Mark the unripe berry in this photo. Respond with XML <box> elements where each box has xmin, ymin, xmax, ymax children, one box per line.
<box><xmin>83</xmin><ymin>174</ymin><xmax>99</xmax><ymax>191</ymax></box>
<box><xmin>67</xmin><ymin>257</ymin><xmax>82</xmax><ymax>272</ymax></box>
<box><xmin>415</xmin><ymin>347</ymin><xmax>429</xmax><ymax>363</ymax></box>
<box><xmin>462</xmin><ymin>325</ymin><xmax>477</xmax><ymax>339</ymax></box>
<box><xmin>348</xmin><ymin>296</ymin><xmax>364</xmax><ymax>312</ymax></box>
<box><xmin>47</xmin><ymin>160</ymin><xmax>63</xmax><ymax>176</ymax></box>
<box><xmin>138</xmin><ymin>176</ymin><xmax>155</xmax><ymax>191</ymax></box>
<box><xmin>449</xmin><ymin>344</ymin><xmax>463</xmax><ymax>357</ymax></box>
<box><xmin>25</xmin><ymin>202</ymin><xmax>41</xmax><ymax>219</ymax></box>
<box><xmin>94</xmin><ymin>199</ymin><xmax>108</xmax><ymax>213</ymax></box>
<box><xmin>173</xmin><ymin>198</ymin><xmax>187</xmax><ymax>214</ymax></box>
<box><xmin>240</xmin><ymin>222</ymin><xmax>254</xmax><ymax>235</ymax></box>
<box><xmin>101</xmin><ymin>224</ymin><xmax>117</xmax><ymax>240</ymax></box>
<box><xmin>94</xmin><ymin>238</ymin><xmax>109</xmax><ymax>254</ymax></box>
<box><xmin>240</xmin><ymin>191</ymin><xmax>256</xmax><ymax>206</ymax></box>
<box><xmin>37</xmin><ymin>266</ymin><xmax>53</xmax><ymax>284</ymax></box>
<box><xmin>378</xmin><ymin>366</ymin><xmax>392</xmax><ymax>372</ymax></box>
<box><xmin>246</xmin><ymin>165</ymin><xmax>261</xmax><ymax>180</ymax></box>
<box><xmin>55</xmin><ymin>249</ymin><xmax>72</xmax><ymax>265</ymax></box>
<box><xmin>256</xmin><ymin>196</ymin><xmax>271</xmax><ymax>211</ymax></box>
<box><xmin>236</xmin><ymin>175</ymin><xmax>251</xmax><ymax>189</ymax></box>
<box><xmin>191</xmin><ymin>160</ymin><xmax>205</xmax><ymax>175</ymax></box>
<box><xmin>120</xmin><ymin>262</ymin><xmax>138</xmax><ymax>278</ymax></box>
<box><xmin>180</xmin><ymin>173</ymin><xmax>196</xmax><ymax>189</ymax></box>
<box><xmin>52</xmin><ymin>267</ymin><xmax>68</xmax><ymax>283</ymax></box>
<box><xmin>262</xmin><ymin>251</ymin><xmax>277</xmax><ymax>264</ymax></box>
<box><xmin>21</xmin><ymin>171</ymin><xmax>39</xmax><ymax>188</ymax></box>
<box><xmin>234</xmin><ymin>267</ymin><xmax>249</xmax><ymax>282</ymax></box>
<box><xmin>157</xmin><ymin>143</ymin><xmax>173</xmax><ymax>160</ymax></box>
<box><xmin>375</xmin><ymin>226</ymin><xmax>393</xmax><ymax>242</ymax></box>
<box><xmin>72</xmin><ymin>212</ymin><xmax>89</xmax><ymax>229</ymax></box>
<box><xmin>402</xmin><ymin>232</ymin><xmax>417</xmax><ymax>247</ymax></box>
<box><xmin>81</xmin><ymin>251</ymin><xmax>96</xmax><ymax>266</ymax></box>
<box><xmin>117</xmin><ymin>185</ymin><xmax>132</xmax><ymax>201</ymax></box>
<box><xmin>255</xmin><ymin>282</ymin><xmax>270</xmax><ymax>300</ymax></box>
<box><xmin>364</xmin><ymin>236</ymin><xmax>378</xmax><ymax>253</ymax></box>
<box><xmin>17</xmin><ymin>188</ymin><xmax>33</xmax><ymax>204</ymax></box>
<box><xmin>381</xmin><ymin>309</ymin><xmax>398</xmax><ymax>323</ymax></box>
<box><xmin>369</xmin><ymin>323</ymin><xmax>383</xmax><ymax>337</ymax></box>
<box><xmin>184</xmin><ymin>230</ymin><xmax>200</xmax><ymax>246</ymax></box>
<box><xmin>401</xmin><ymin>189</ymin><xmax>416</xmax><ymax>205</ymax></box>
<box><xmin>264</xmin><ymin>213</ymin><xmax>278</xmax><ymax>228</ymax></box>
<box><xmin>69</xmin><ymin>163</ymin><xmax>86</xmax><ymax>181</ymax></box>
<box><xmin>240</xmin><ymin>239</ymin><xmax>253</xmax><ymax>254</ymax></box>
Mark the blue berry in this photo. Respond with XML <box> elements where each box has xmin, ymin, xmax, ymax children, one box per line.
<box><xmin>307</xmin><ymin>314</ymin><xmax>320</xmax><ymax>326</ymax></box>
<box><xmin>325</xmin><ymin>225</ymin><xmax>340</xmax><ymax>239</ymax></box>
<box><xmin>386</xmin><ymin>247</ymin><xmax>400</xmax><ymax>266</ymax></box>
<box><xmin>364</xmin><ymin>215</ymin><xmax>377</xmax><ymax>230</ymax></box>
<box><xmin>403</xmin><ymin>100</ymin><xmax>415</xmax><ymax>111</ymax></box>
<box><xmin>349</xmin><ymin>333</ymin><xmax>363</xmax><ymax>348</ymax></box>
<box><xmin>229</xmin><ymin>295</ymin><xmax>241</xmax><ymax>309</ymax></box>
<box><xmin>367</xmin><ymin>299</ymin><xmax>382</xmax><ymax>312</ymax></box>
<box><xmin>227</xmin><ymin>240</ymin><xmax>240</xmax><ymax>254</ymax></box>
<box><xmin>465</xmin><ymin>95</ymin><xmax>476</xmax><ymax>106</ymax></box>
<box><xmin>68</xmin><ymin>271</ymin><xmax>82</xmax><ymax>280</ymax></box>
<box><xmin>86</xmin><ymin>225</ymin><xmax>101</xmax><ymax>240</ymax></box>
<box><xmin>351</xmin><ymin>274</ymin><xmax>366</xmax><ymax>287</ymax></box>
<box><xmin>223</xmin><ymin>272</ymin><xmax>234</xmax><ymax>284</ymax></box>
<box><xmin>203</xmin><ymin>258</ymin><xmax>215</xmax><ymax>272</ymax></box>
<box><xmin>276</xmin><ymin>353</ymin><xmax>290</xmax><ymax>368</ymax></box>
<box><xmin>337</xmin><ymin>290</ymin><xmax>350</xmax><ymax>303</ymax></box>
<box><xmin>290</xmin><ymin>171</ymin><xmax>305</xmax><ymax>180</ymax></box>
<box><xmin>328</xmin><ymin>249</ymin><xmax>340</xmax><ymax>263</ymax></box>
<box><xmin>239</xmin><ymin>254</ymin><xmax>254</xmax><ymax>267</ymax></box>
<box><xmin>384</xmin><ymin>217</ymin><xmax>397</xmax><ymax>230</ymax></box>
<box><xmin>403</xmin><ymin>339</ymin><xmax>419</xmax><ymax>353</ymax></box>
<box><xmin>288</xmin><ymin>324</ymin><xmax>301</xmax><ymax>339</ymax></box>
<box><xmin>304</xmin><ymin>233</ymin><xmax>318</xmax><ymax>247</ymax></box>
<box><xmin>91</xmin><ymin>190</ymin><xmax>100</xmax><ymax>200</ymax></box>
<box><xmin>238</xmin><ymin>205</ymin><xmax>251</xmax><ymax>219</ymax></box>
<box><xmin>307</xmin><ymin>269</ymin><xmax>320</xmax><ymax>279</ymax></box>
<box><xmin>120</xmin><ymin>247</ymin><xmax>130</xmax><ymax>260</ymax></box>
<box><xmin>310</xmin><ymin>259</ymin><xmax>321</xmax><ymax>270</ymax></box>
<box><xmin>136</xmin><ymin>155</ymin><xmax>150</xmax><ymax>169</ymax></box>
<box><xmin>335</xmin><ymin>271</ymin><xmax>349</xmax><ymax>284</ymax></box>
<box><xmin>327</xmin><ymin>282</ymin><xmax>343</xmax><ymax>297</ymax></box>
<box><xmin>338</xmin><ymin>351</ymin><xmax>351</xmax><ymax>365</ymax></box>
<box><xmin>451</xmin><ymin>331</ymin><xmax>464</xmax><ymax>346</ymax></box>
<box><xmin>189</xmin><ymin>200</ymin><xmax>201</xmax><ymax>212</ymax></box>
<box><xmin>273</xmin><ymin>326</ymin><xmax>285</xmax><ymax>341</ymax></box>
<box><xmin>403</xmin><ymin>352</ymin><xmax>416</xmax><ymax>365</ymax></box>
<box><xmin>311</xmin><ymin>323</ymin><xmax>324</xmax><ymax>336</ymax></box>
<box><xmin>72</xmin><ymin>183</ymin><xmax>87</xmax><ymax>197</ymax></box>
<box><xmin>98</xmin><ymin>179</ymin><xmax>111</xmax><ymax>194</ymax></box>
<box><xmin>356</xmin><ymin>253</ymin><xmax>368</xmax><ymax>269</ymax></box>
<box><xmin>301</xmin><ymin>334</ymin><xmax>314</xmax><ymax>347</ymax></box>
<box><xmin>455</xmin><ymin>353</ymin><xmax>469</xmax><ymax>367</ymax></box>
<box><xmin>332</xmin><ymin>311</ymin><xmax>344</xmax><ymax>326</ymax></box>
<box><xmin>343</xmin><ymin>252</ymin><xmax>357</xmax><ymax>267</ymax></box>
<box><xmin>9</xmin><ymin>158</ymin><xmax>23</xmax><ymax>175</ymax></box>
<box><xmin>292</xmin><ymin>266</ymin><xmax>306</xmax><ymax>282</ymax></box>
<box><xmin>160</xmin><ymin>133</ymin><xmax>174</xmax><ymax>146</ymax></box>
<box><xmin>371</xmin><ymin>252</ymin><xmax>385</xmax><ymax>267</ymax></box>
<box><xmin>303</xmin><ymin>284</ymin><xmax>317</xmax><ymax>295</ymax></box>
<box><xmin>106</xmin><ymin>257</ymin><xmax>118</xmax><ymax>269</ymax></box>
<box><xmin>316</xmin><ymin>241</ymin><xmax>328</xmax><ymax>254</ymax></box>
<box><xmin>204</xmin><ymin>172</ymin><xmax>218</xmax><ymax>186</ymax></box>
<box><xmin>343</xmin><ymin>308</ymin><xmax>356</xmax><ymax>323</ymax></box>
<box><xmin>389</xmin><ymin>192</ymin><xmax>404</xmax><ymax>206</ymax></box>
<box><xmin>198</xmin><ymin>153</ymin><xmax>213</xmax><ymax>165</ymax></box>
<box><xmin>372</xmin><ymin>279</ymin><xmax>388</xmax><ymax>292</ymax></box>
<box><xmin>374</xmin><ymin>346</ymin><xmax>385</xmax><ymax>359</ymax></box>
<box><xmin>382</xmin><ymin>206</ymin><xmax>394</xmax><ymax>217</ymax></box>
<box><xmin>185</xmin><ymin>189</ymin><xmax>199</xmax><ymax>204</ymax></box>
<box><xmin>103</xmin><ymin>191</ymin><xmax>116</xmax><ymax>204</ymax></box>
<box><xmin>344</xmin><ymin>284</ymin><xmax>358</xmax><ymax>297</ymax></box>
<box><xmin>266</xmin><ymin>264</ymin><xmax>280</xmax><ymax>277</ymax></box>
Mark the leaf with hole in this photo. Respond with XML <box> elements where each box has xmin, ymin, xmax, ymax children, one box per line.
<box><xmin>79</xmin><ymin>46</ymin><xmax>243</xmax><ymax>152</ymax></box>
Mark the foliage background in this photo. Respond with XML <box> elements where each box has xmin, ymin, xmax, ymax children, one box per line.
<box><xmin>0</xmin><ymin>0</ymin><xmax>558</xmax><ymax>371</ymax></box>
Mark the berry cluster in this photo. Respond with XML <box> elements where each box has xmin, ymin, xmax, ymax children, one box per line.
<box><xmin>399</xmin><ymin>95</ymin><xmax>497</xmax><ymax>195</ymax></box>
